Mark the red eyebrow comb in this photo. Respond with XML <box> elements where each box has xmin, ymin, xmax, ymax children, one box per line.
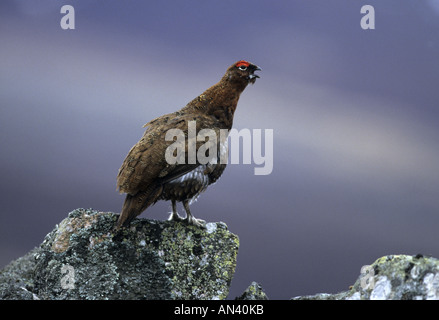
<box><xmin>236</xmin><ymin>60</ymin><xmax>250</xmax><ymax>68</ymax></box>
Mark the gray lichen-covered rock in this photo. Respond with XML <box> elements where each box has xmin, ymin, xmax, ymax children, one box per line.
<box><xmin>235</xmin><ymin>281</ymin><xmax>268</xmax><ymax>300</ymax></box>
<box><xmin>1</xmin><ymin>208</ymin><xmax>239</xmax><ymax>300</ymax></box>
<box><xmin>0</xmin><ymin>248</ymin><xmax>40</xmax><ymax>300</ymax></box>
<box><xmin>5</xmin><ymin>209</ymin><xmax>439</xmax><ymax>301</ymax></box>
<box><xmin>292</xmin><ymin>254</ymin><xmax>439</xmax><ymax>300</ymax></box>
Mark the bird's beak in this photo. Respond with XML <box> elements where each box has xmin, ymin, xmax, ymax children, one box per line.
<box><xmin>253</xmin><ymin>65</ymin><xmax>261</xmax><ymax>78</ymax></box>
<box><xmin>248</xmin><ymin>65</ymin><xmax>261</xmax><ymax>83</ymax></box>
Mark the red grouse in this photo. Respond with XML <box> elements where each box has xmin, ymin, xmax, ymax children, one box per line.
<box><xmin>116</xmin><ymin>60</ymin><xmax>261</xmax><ymax>229</ymax></box>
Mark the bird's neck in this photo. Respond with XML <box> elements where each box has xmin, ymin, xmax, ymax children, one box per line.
<box><xmin>182</xmin><ymin>77</ymin><xmax>248</xmax><ymax>130</ymax></box>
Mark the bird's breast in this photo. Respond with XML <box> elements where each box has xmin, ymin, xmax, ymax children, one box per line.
<box><xmin>171</xmin><ymin>165</ymin><xmax>210</xmax><ymax>188</ymax></box>
<box><xmin>160</xmin><ymin>165</ymin><xmax>211</xmax><ymax>203</ymax></box>
<box><xmin>159</xmin><ymin>139</ymin><xmax>228</xmax><ymax>203</ymax></box>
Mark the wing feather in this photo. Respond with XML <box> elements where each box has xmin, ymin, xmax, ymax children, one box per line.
<box><xmin>116</xmin><ymin>112</ymin><xmax>221</xmax><ymax>195</ymax></box>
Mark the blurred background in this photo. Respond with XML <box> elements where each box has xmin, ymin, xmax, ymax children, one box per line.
<box><xmin>1</xmin><ymin>0</ymin><xmax>439</xmax><ymax>299</ymax></box>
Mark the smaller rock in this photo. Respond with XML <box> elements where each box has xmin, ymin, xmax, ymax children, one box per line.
<box><xmin>292</xmin><ymin>254</ymin><xmax>439</xmax><ymax>300</ymax></box>
<box><xmin>236</xmin><ymin>282</ymin><xmax>268</xmax><ymax>300</ymax></box>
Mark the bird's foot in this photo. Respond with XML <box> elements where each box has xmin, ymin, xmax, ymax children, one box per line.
<box><xmin>187</xmin><ymin>216</ymin><xmax>207</xmax><ymax>229</ymax></box>
<box><xmin>168</xmin><ymin>212</ymin><xmax>185</xmax><ymax>222</ymax></box>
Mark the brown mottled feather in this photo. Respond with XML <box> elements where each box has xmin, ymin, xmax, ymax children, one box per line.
<box><xmin>116</xmin><ymin>60</ymin><xmax>260</xmax><ymax>229</ymax></box>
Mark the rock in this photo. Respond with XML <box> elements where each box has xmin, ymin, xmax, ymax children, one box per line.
<box><xmin>235</xmin><ymin>281</ymin><xmax>268</xmax><ymax>300</ymax></box>
<box><xmin>0</xmin><ymin>248</ymin><xmax>40</xmax><ymax>300</ymax></box>
<box><xmin>292</xmin><ymin>254</ymin><xmax>439</xmax><ymax>300</ymax></box>
<box><xmin>1</xmin><ymin>208</ymin><xmax>239</xmax><ymax>300</ymax></box>
<box><xmin>4</xmin><ymin>209</ymin><xmax>439</xmax><ymax>301</ymax></box>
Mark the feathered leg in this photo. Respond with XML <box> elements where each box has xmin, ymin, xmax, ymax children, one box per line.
<box><xmin>183</xmin><ymin>200</ymin><xmax>206</xmax><ymax>228</ymax></box>
<box><xmin>168</xmin><ymin>200</ymin><xmax>184</xmax><ymax>222</ymax></box>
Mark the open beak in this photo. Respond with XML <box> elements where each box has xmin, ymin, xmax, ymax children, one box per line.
<box><xmin>248</xmin><ymin>65</ymin><xmax>261</xmax><ymax>83</ymax></box>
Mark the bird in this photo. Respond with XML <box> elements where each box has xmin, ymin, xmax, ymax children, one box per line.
<box><xmin>115</xmin><ymin>60</ymin><xmax>261</xmax><ymax>229</ymax></box>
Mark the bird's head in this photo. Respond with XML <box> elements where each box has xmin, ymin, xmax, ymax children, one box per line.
<box><xmin>226</xmin><ymin>60</ymin><xmax>261</xmax><ymax>85</ymax></box>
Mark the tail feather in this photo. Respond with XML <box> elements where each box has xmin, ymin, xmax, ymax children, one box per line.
<box><xmin>116</xmin><ymin>193</ymin><xmax>139</xmax><ymax>230</ymax></box>
<box><xmin>115</xmin><ymin>186</ymin><xmax>162</xmax><ymax>230</ymax></box>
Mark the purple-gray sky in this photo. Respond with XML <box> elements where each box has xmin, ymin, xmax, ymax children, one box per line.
<box><xmin>1</xmin><ymin>0</ymin><xmax>439</xmax><ymax>299</ymax></box>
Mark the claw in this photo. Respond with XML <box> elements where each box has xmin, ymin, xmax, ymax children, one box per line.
<box><xmin>187</xmin><ymin>216</ymin><xmax>207</xmax><ymax>229</ymax></box>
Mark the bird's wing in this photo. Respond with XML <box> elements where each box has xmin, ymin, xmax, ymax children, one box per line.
<box><xmin>117</xmin><ymin>112</ymin><xmax>219</xmax><ymax>195</ymax></box>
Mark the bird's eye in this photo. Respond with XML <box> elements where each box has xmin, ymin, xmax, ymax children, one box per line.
<box><xmin>238</xmin><ymin>65</ymin><xmax>247</xmax><ymax>71</ymax></box>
